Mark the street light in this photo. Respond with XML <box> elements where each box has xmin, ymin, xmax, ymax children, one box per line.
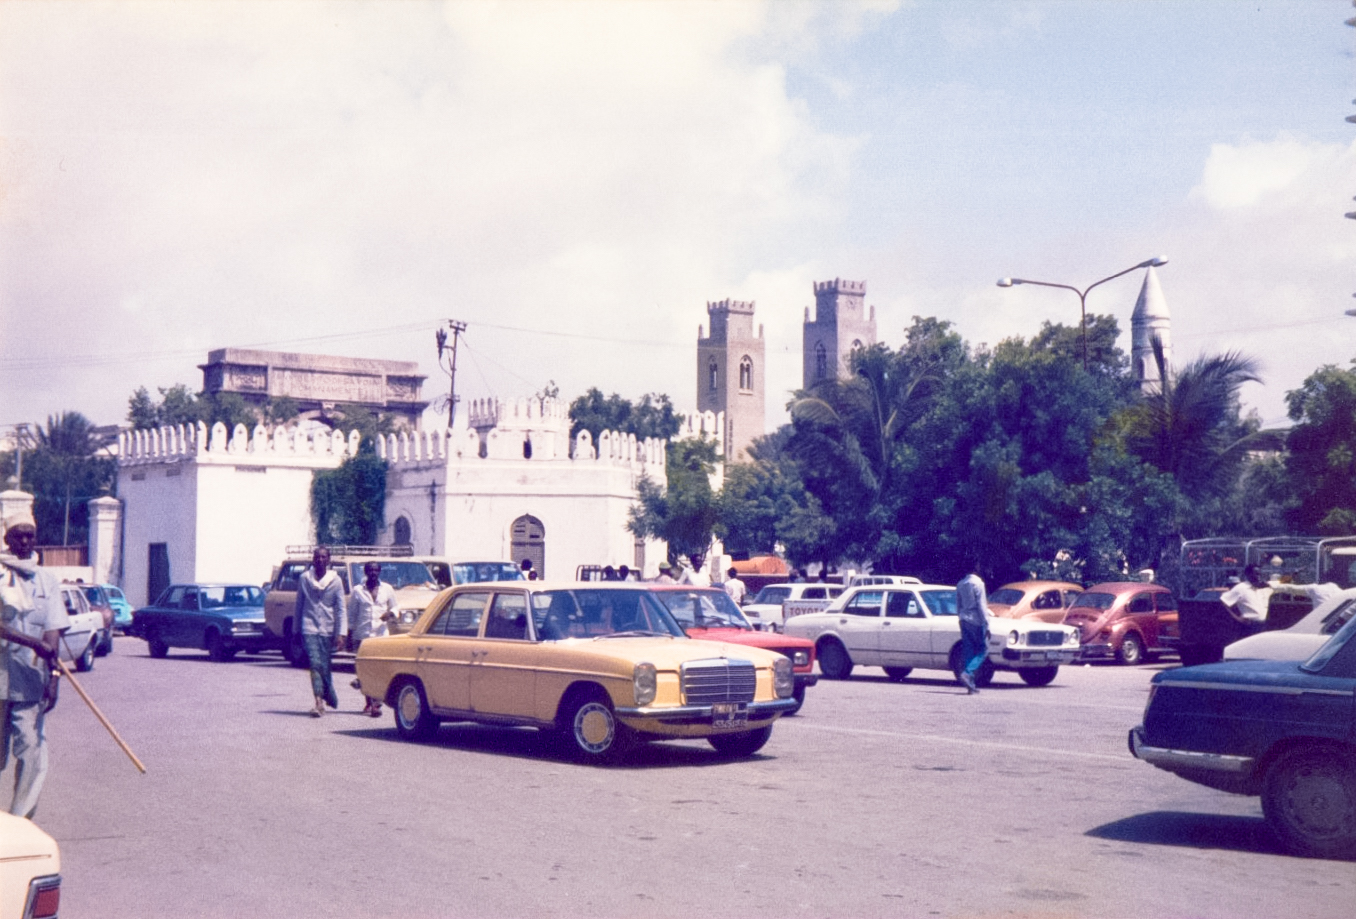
<box><xmin>997</xmin><ymin>257</ymin><xmax>1168</xmax><ymax>370</ymax></box>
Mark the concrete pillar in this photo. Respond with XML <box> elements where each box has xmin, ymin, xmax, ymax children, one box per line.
<box><xmin>88</xmin><ymin>496</ymin><xmax>123</xmax><ymax>586</ymax></box>
<box><xmin>0</xmin><ymin>489</ymin><xmax>35</xmax><ymax>528</ymax></box>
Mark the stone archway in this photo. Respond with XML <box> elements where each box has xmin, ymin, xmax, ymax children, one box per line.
<box><xmin>511</xmin><ymin>514</ymin><xmax>545</xmax><ymax>578</ymax></box>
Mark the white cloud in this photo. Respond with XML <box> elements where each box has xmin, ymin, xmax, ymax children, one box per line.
<box><xmin>1190</xmin><ymin>134</ymin><xmax>1347</xmax><ymax>210</ymax></box>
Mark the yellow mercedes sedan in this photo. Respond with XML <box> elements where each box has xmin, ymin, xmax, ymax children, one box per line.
<box><xmin>355</xmin><ymin>581</ymin><xmax>797</xmax><ymax>762</ymax></box>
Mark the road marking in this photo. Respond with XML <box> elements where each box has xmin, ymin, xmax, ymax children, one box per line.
<box><xmin>790</xmin><ymin>722</ymin><xmax>1126</xmax><ymax>761</ymax></box>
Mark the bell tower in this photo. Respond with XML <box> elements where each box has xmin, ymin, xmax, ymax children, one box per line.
<box><xmin>803</xmin><ymin>278</ymin><xmax>877</xmax><ymax>389</ymax></box>
<box><xmin>697</xmin><ymin>299</ymin><xmax>765</xmax><ymax>462</ymax></box>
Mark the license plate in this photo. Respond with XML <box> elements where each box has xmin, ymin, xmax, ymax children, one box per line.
<box><xmin>712</xmin><ymin>702</ymin><xmax>748</xmax><ymax>728</ymax></box>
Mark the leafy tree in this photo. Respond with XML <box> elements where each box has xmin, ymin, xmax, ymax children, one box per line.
<box><xmin>127</xmin><ymin>385</ymin><xmax>298</xmax><ymax>432</ymax></box>
<box><xmin>22</xmin><ymin>412</ymin><xmax>117</xmax><ymax>546</ymax></box>
<box><xmin>568</xmin><ymin>389</ymin><xmax>682</xmax><ymax>442</ymax></box>
<box><xmin>628</xmin><ymin>437</ymin><xmax>720</xmax><ymax>562</ymax></box>
<box><xmin>1284</xmin><ymin>362</ymin><xmax>1356</xmax><ymax>533</ymax></box>
<box><xmin>310</xmin><ymin>440</ymin><xmax>389</xmax><ymax>545</ymax></box>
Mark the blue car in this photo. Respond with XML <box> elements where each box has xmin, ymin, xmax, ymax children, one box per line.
<box><xmin>99</xmin><ymin>583</ymin><xmax>134</xmax><ymax>632</ymax></box>
<box><xmin>1130</xmin><ymin>613</ymin><xmax>1356</xmax><ymax>859</ymax></box>
<box><xmin>131</xmin><ymin>584</ymin><xmax>274</xmax><ymax>662</ymax></box>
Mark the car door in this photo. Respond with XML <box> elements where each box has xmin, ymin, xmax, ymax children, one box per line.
<box><xmin>1126</xmin><ymin>591</ymin><xmax>1158</xmax><ymax>646</ymax></box>
<box><xmin>140</xmin><ymin>585</ymin><xmax>181</xmax><ymax>639</ymax></box>
<box><xmin>415</xmin><ymin>589</ymin><xmax>491</xmax><ymax>714</ymax></box>
<box><xmin>834</xmin><ymin>590</ymin><xmax>886</xmax><ymax>665</ymax></box>
<box><xmin>877</xmin><ymin>590</ymin><xmax>933</xmax><ymax>666</ymax></box>
<box><xmin>470</xmin><ymin>589</ymin><xmax>538</xmax><ymax>720</ymax></box>
<box><xmin>1153</xmin><ymin>590</ymin><xmax>1179</xmax><ymax>645</ymax></box>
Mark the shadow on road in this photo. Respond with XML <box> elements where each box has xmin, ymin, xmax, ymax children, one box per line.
<box><xmin>1087</xmin><ymin>811</ymin><xmax>1283</xmax><ymax>856</ymax></box>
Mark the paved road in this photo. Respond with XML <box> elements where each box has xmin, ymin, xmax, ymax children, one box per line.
<box><xmin>12</xmin><ymin>637</ymin><xmax>1353</xmax><ymax>918</ymax></box>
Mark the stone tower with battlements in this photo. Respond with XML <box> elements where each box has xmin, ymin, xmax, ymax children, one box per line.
<box><xmin>697</xmin><ymin>299</ymin><xmax>765</xmax><ymax>462</ymax></box>
<box><xmin>803</xmin><ymin>278</ymin><xmax>877</xmax><ymax>390</ymax></box>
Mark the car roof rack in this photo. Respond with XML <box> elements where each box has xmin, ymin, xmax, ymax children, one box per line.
<box><xmin>284</xmin><ymin>545</ymin><xmax>414</xmax><ymax>558</ymax></box>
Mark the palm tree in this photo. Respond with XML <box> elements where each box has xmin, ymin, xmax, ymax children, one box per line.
<box><xmin>31</xmin><ymin>412</ymin><xmax>115</xmax><ymax>545</ymax></box>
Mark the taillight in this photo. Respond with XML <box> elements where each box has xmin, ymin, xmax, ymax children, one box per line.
<box><xmin>26</xmin><ymin>874</ymin><xmax>60</xmax><ymax>919</ymax></box>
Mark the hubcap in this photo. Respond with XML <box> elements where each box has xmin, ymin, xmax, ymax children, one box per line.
<box><xmin>574</xmin><ymin>702</ymin><xmax>614</xmax><ymax>753</ymax></box>
<box><xmin>1285</xmin><ymin>765</ymin><xmax>1353</xmax><ymax>837</ymax></box>
<box><xmin>398</xmin><ymin>687</ymin><xmax>421</xmax><ymax>726</ymax></box>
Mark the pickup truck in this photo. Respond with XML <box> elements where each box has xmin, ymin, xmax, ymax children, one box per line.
<box><xmin>1170</xmin><ymin>536</ymin><xmax>1356</xmax><ymax>665</ymax></box>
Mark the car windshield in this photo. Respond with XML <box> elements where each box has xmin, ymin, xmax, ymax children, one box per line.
<box><xmin>105</xmin><ymin>587</ymin><xmax>125</xmax><ymax>600</ymax></box>
<box><xmin>453</xmin><ymin>562</ymin><xmax>525</xmax><ymax>585</ymax></box>
<box><xmin>988</xmin><ymin>588</ymin><xmax>1024</xmax><ymax>605</ymax></box>
<box><xmin>1069</xmin><ymin>592</ymin><xmax>1117</xmax><ymax>611</ymax></box>
<box><xmin>199</xmin><ymin>586</ymin><xmax>265</xmax><ymax>608</ymax></box>
<box><xmin>349</xmin><ymin>562</ymin><xmax>436</xmax><ymax>590</ymax></box>
<box><xmin>921</xmin><ymin>589</ymin><xmax>958</xmax><ymax>616</ymax></box>
<box><xmin>1320</xmin><ymin>599</ymin><xmax>1356</xmax><ymax>635</ymax></box>
<box><xmin>652</xmin><ymin>590</ymin><xmax>752</xmax><ymax>630</ymax></box>
<box><xmin>751</xmin><ymin>586</ymin><xmax>791</xmax><ymax>604</ymax></box>
<box><xmin>531</xmin><ymin>589</ymin><xmax>686</xmax><ymax>640</ymax></box>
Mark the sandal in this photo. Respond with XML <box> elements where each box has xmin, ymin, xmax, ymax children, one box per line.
<box><xmin>368</xmin><ymin>705</ymin><xmax>382</xmax><ymax>718</ymax></box>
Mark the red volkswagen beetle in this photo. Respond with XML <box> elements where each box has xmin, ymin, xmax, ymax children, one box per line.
<box><xmin>1062</xmin><ymin>581</ymin><xmax>1178</xmax><ymax>665</ymax></box>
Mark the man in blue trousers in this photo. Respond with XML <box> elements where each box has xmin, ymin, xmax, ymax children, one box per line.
<box><xmin>955</xmin><ymin>563</ymin><xmax>991</xmax><ymax>695</ymax></box>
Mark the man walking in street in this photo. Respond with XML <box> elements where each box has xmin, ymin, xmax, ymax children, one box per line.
<box><xmin>955</xmin><ymin>562</ymin><xmax>991</xmax><ymax>695</ymax></box>
<box><xmin>348</xmin><ymin>561</ymin><xmax>396</xmax><ymax>717</ymax></box>
<box><xmin>723</xmin><ymin>567</ymin><xmax>746</xmax><ymax>605</ymax></box>
<box><xmin>0</xmin><ymin>510</ymin><xmax>69</xmax><ymax>818</ymax></box>
<box><xmin>296</xmin><ymin>546</ymin><xmax>345</xmax><ymax>717</ymax></box>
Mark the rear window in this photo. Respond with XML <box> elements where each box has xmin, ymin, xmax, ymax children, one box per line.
<box><xmin>1070</xmin><ymin>592</ymin><xmax>1116</xmax><ymax>611</ymax></box>
<box><xmin>989</xmin><ymin>588</ymin><xmax>1024</xmax><ymax>605</ymax></box>
<box><xmin>452</xmin><ymin>562</ymin><xmax>525</xmax><ymax>585</ymax></box>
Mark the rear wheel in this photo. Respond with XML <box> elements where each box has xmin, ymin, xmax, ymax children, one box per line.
<box><xmin>74</xmin><ymin>641</ymin><xmax>95</xmax><ymax>672</ymax></box>
<box><xmin>95</xmin><ymin>628</ymin><xmax>113</xmax><ymax>657</ymax></box>
<box><xmin>883</xmin><ymin>666</ymin><xmax>913</xmax><ymax>682</ymax></box>
<box><xmin>950</xmin><ymin>646</ymin><xmax>994</xmax><ymax>687</ymax></box>
<box><xmin>1117</xmin><ymin>633</ymin><xmax>1144</xmax><ymax>666</ymax></box>
<box><xmin>817</xmin><ymin>640</ymin><xmax>853</xmax><ymax>680</ymax></box>
<box><xmin>1262</xmin><ymin>746</ymin><xmax>1356</xmax><ymax>859</ymax></box>
<box><xmin>147</xmin><ymin>635</ymin><xmax>169</xmax><ymax>659</ymax></box>
<box><xmin>708</xmin><ymin>725</ymin><xmax>773</xmax><ymax>757</ymax></box>
<box><xmin>1019</xmin><ymin>666</ymin><xmax>1059</xmax><ymax>687</ymax></box>
<box><xmin>393</xmin><ymin>680</ymin><xmax>438</xmax><ymax>741</ymax></box>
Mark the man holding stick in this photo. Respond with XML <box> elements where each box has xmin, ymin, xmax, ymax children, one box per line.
<box><xmin>0</xmin><ymin>510</ymin><xmax>68</xmax><ymax>818</ymax></box>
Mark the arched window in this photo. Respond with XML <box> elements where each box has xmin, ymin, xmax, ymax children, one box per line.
<box><xmin>393</xmin><ymin>516</ymin><xmax>412</xmax><ymax>546</ymax></box>
<box><xmin>738</xmin><ymin>356</ymin><xmax>753</xmax><ymax>391</ymax></box>
<box><xmin>815</xmin><ymin>342</ymin><xmax>828</xmax><ymax>380</ymax></box>
<box><xmin>708</xmin><ymin>359</ymin><xmax>719</xmax><ymax>391</ymax></box>
<box><xmin>511</xmin><ymin>514</ymin><xmax>546</xmax><ymax>578</ymax></box>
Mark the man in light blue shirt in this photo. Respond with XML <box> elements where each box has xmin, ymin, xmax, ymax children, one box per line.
<box><xmin>955</xmin><ymin>565</ymin><xmax>991</xmax><ymax>695</ymax></box>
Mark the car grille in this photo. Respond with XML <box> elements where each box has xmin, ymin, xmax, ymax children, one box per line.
<box><xmin>681</xmin><ymin>659</ymin><xmax>757</xmax><ymax>704</ymax></box>
<box><xmin>1026</xmin><ymin>630</ymin><xmax>1067</xmax><ymax>647</ymax></box>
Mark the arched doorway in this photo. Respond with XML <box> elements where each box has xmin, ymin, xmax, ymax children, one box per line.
<box><xmin>511</xmin><ymin>514</ymin><xmax>545</xmax><ymax>577</ymax></box>
<box><xmin>393</xmin><ymin>516</ymin><xmax>412</xmax><ymax>547</ymax></box>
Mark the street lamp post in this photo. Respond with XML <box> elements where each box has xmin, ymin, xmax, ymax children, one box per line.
<box><xmin>997</xmin><ymin>257</ymin><xmax>1168</xmax><ymax>370</ymax></box>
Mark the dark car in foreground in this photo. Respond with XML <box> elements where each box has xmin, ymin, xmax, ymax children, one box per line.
<box><xmin>647</xmin><ymin>585</ymin><xmax>819</xmax><ymax>714</ymax></box>
<box><xmin>131</xmin><ymin>584</ymin><xmax>273</xmax><ymax>661</ymax></box>
<box><xmin>1129</xmin><ymin>614</ymin><xmax>1356</xmax><ymax>859</ymax></box>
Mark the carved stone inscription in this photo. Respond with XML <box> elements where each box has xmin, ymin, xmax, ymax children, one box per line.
<box><xmin>276</xmin><ymin>368</ymin><xmax>384</xmax><ymax>403</ymax></box>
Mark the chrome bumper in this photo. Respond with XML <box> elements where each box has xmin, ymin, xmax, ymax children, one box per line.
<box><xmin>616</xmin><ymin>697</ymin><xmax>800</xmax><ymax>724</ymax></box>
<box><xmin>1128</xmin><ymin>726</ymin><xmax>1255</xmax><ymax>774</ymax></box>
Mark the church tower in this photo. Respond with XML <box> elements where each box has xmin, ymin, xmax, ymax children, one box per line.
<box><xmin>1131</xmin><ymin>266</ymin><xmax>1171</xmax><ymax>394</ymax></box>
<box><xmin>697</xmin><ymin>299</ymin><xmax>765</xmax><ymax>462</ymax></box>
<box><xmin>803</xmin><ymin>278</ymin><xmax>877</xmax><ymax>390</ymax></box>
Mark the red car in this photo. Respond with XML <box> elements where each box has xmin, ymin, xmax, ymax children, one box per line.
<box><xmin>1062</xmin><ymin>581</ymin><xmax>1179</xmax><ymax>665</ymax></box>
<box><xmin>648</xmin><ymin>585</ymin><xmax>818</xmax><ymax>715</ymax></box>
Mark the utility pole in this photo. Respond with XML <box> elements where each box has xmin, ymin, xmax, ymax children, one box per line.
<box><xmin>435</xmin><ymin>320</ymin><xmax>468</xmax><ymax>429</ymax></box>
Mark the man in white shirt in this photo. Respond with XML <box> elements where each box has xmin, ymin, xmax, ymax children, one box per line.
<box><xmin>679</xmin><ymin>554</ymin><xmax>711</xmax><ymax>588</ymax></box>
<box><xmin>723</xmin><ymin>568</ymin><xmax>746</xmax><ymax>605</ymax></box>
<box><xmin>296</xmin><ymin>547</ymin><xmax>345</xmax><ymax>717</ymax></box>
<box><xmin>348</xmin><ymin>561</ymin><xmax>397</xmax><ymax>717</ymax></box>
<box><xmin>1220</xmin><ymin>565</ymin><xmax>1273</xmax><ymax>623</ymax></box>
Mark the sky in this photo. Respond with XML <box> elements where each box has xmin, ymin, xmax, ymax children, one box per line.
<box><xmin>2</xmin><ymin>0</ymin><xmax>1354</xmax><ymax>440</ymax></box>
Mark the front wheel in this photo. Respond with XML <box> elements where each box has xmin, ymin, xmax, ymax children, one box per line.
<box><xmin>1117</xmin><ymin>633</ymin><xmax>1144</xmax><ymax>666</ymax></box>
<box><xmin>393</xmin><ymin>680</ymin><xmax>438</xmax><ymax>741</ymax></box>
<box><xmin>74</xmin><ymin>641</ymin><xmax>95</xmax><ymax>672</ymax></box>
<box><xmin>1019</xmin><ymin>666</ymin><xmax>1059</xmax><ymax>687</ymax></box>
<box><xmin>147</xmin><ymin>635</ymin><xmax>169</xmax><ymax>659</ymax></box>
<box><xmin>206</xmin><ymin>630</ymin><xmax>237</xmax><ymax>663</ymax></box>
<box><xmin>708</xmin><ymin>725</ymin><xmax>773</xmax><ymax>757</ymax></box>
<box><xmin>559</xmin><ymin>693</ymin><xmax>633</xmax><ymax>763</ymax></box>
<box><xmin>817</xmin><ymin>640</ymin><xmax>853</xmax><ymax>680</ymax></box>
<box><xmin>1262</xmin><ymin>746</ymin><xmax>1356</xmax><ymax>859</ymax></box>
<box><xmin>883</xmin><ymin>666</ymin><xmax>912</xmax><ymax>682</ymax></box>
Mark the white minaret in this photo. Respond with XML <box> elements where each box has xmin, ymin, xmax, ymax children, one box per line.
<box><xmin>1131</xmin><ymin>266</ymin><xmax>1171</xmax><ymax>394</ymax></box>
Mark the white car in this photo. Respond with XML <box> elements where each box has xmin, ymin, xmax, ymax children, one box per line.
<box><xmin>784</xmin><ymin>583</ymin><xmax>1081</xmax><ymax>687</ymax></box>
<box><xmin>1223</xmin><ymin>586</ymin><xmax>1356</xmax><ymax>661</ymax></box>
<box><xmin>845</xmin><ymin>574</ymin><xmax>922</xmax><ymax>588</ymax></box>
<box><xmin>0</xmin><ymin>812</ymin><xmax>61</xmax><ymax>919</ymax></box>
<box><xmin>56</xmin><ymin>584</ymin><xmax>103</xmax><ymax>673</ymax></box>
<box><xmin>743</xmin><ymin>582</ymin><xmax>843</xmax><ymax>632</ymax></box>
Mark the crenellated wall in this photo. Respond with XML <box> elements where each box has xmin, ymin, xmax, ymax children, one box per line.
<box><xmin>120</xmin><ymin>421</ymin><xmax>361</xmax><ymax>467</ymax></box>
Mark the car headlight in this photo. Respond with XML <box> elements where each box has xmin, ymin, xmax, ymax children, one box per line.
<box><xmin>791</xmin><ymin>650</ymin><xmax>809</xmax><ymax>667</ymax></box>
<box><xmin>773</xmin><ymin>658</ymin><xmax>794</xmax><ymax>698</ymax></box>
<box><xmin>399</xmin><ymin>609</ymin><xmax>420</xmax><ymax>624</ymax></box>
<box><xmin>1065</xmin><ymin>630</ymin><xmax>1080</xmax><ymax>646</ymax></box>
<box><xmin>1007</xmin><ymin>630</ymin><xmax>1020</xmax><ymax>647</ymax></box>
<box><xmin>633</xmin><ymin>662</ymin><xmax>657</xmax><ymax>706</ymax></box>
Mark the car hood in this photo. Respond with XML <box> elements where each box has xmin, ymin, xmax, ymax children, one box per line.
<box><xmin>685</xmin><ymin>626</ymin><xmax>813</xmax><ymax>652</ymax></box>
<box><xmin>1223</xmin><ymin>632</ymin><xmax>1329</xmax><ymax>662</ymax></box>
<box><xmin>1151</xmin><ymin>658</ymin><xmax>1322</xmax><ymax>690</ymax></box>
<box><xmin>1062</xmin><ymin>608</ymin><xmax>1111</xmax><ymax>632</ymax></box>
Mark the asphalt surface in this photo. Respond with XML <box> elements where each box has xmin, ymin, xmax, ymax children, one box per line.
<box><xmin>12</xmin><ymin>636</ymin><xmax>1354</xmax><ymax>918</ymax></box>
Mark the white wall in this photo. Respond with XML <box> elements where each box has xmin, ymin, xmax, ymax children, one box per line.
<box><xmin>195</xmin><ymin>464</ymin><xmax>316</xmax><ymax>588</ymax></box>
<box><xmin>119</xmin><ymin>461</ymin><xmax>199</xmax><ymax>607</ymax></box>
